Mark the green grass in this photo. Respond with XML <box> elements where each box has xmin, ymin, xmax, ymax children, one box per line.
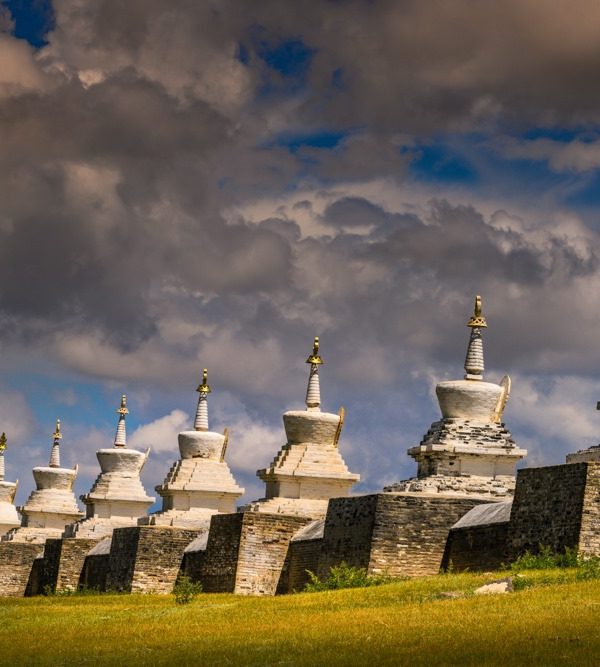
<box><xmin>1</xmin><ymin>570</ymin><xmax>599</xmax><ymax>666</ymax></box>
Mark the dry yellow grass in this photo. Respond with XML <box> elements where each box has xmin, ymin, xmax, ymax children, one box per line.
<box><xmin>1</xmin><ymin>570</ymin><xmax>598</xmax><ymax>666</ymax></box>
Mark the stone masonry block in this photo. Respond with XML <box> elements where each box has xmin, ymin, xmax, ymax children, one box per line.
<box><xmin>508</xmin><ymin>462</ymin><xmax>600</xmax><ymax>558</ymax></box>
<box><xmin>201</xmin><ymin>512</ymin><xmax>311</xmax><ymax>595</ymax></box>
<box><xmin>107</xmin><ymin>526</ymin><xmax>197</xmax><ymax>594</ymax></box>
<box><xmin>0</xmin><ymin>542</ymin><xmax>43</xmax><ymax>596</ymax></box>
<box><xmin>318</xmin><ymin>493</ymin><xmax>488</xmax><ymax>579</ymax></box>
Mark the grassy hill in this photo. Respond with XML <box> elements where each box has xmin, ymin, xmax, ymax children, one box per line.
<box><xmin>1</xmin><ymin>569</ymin><xmax>598</xmax><ymax>665</ymax></box>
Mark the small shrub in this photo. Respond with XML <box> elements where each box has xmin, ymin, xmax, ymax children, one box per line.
<box><xmin>173</xmin><ymin>574</ymin><xmax>202</xmax><ymax>605</ymax></box>
<box><xmin>511</xmin><ymin>545</ymin><xmax>580</xmax><ymax>570</ymax></box>
<box><xmin>304</xmin><ymin>562</ymin><xmax>396</xmax><ymax>592</ymax></box>
<box><xmin>575</xmin><ymin>557</ymin><xmax>600</xmax><ymax>581</ymax></box>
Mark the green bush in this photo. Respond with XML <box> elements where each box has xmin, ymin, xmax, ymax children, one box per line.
<box><xmin>173</xmin><ymin>574</ymin><xmax>202</xmax><ymax>605</ymax></box>
<box><xmin>511</xmin><ymin>545</ymin><xmax>579</xmax><ymax>570</ymax></box>
<box><xmin>510</xmin><ymin>545</ymin><xmax>600</xmax><ymax>581</ymax></box>
<box><xmin>304</xmin><ymin>562</ymin><xmax>396</xmax><ymax>592</ymax></box>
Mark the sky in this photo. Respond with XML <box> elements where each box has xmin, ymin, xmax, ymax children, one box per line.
<box><xmin>1</xmin><ymin>0</ymin><xmax>600</xmax><ymax>510</ymax></box>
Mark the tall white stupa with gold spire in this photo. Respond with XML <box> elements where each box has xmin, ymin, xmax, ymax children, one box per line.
<box><xmin>64</xmin><ymin>396</ymin><xmax>154</xmax><ymax>539</ymax></box>
<box><xmin>385</xmin><ymin>296</ymin><xmax>527</xmax><ymax>498</ymax></box>
<box><xmin>242</xmin><ymin>336</ymin><xmax>359</xmax><ymax>518</ymax></box>
<box><xmin>4</xmin><ymin>421</ymin><xmax>83</xmax><ymax>543</ymax></box>
<box><xmin>0</xmin><ymin>434</ymin><xmax>20</xmax><ymax>537</ymax></box>
<box><xmin>142</xmin><ymin>369</ymin><xmax>244</xmax><ymax>530</ymax></box>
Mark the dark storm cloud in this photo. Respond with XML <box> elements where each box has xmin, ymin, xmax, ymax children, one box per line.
<box><xmin>0</xmin><ymin>0</ymin><xmax>600</xmax><ymax>391</ymax></box>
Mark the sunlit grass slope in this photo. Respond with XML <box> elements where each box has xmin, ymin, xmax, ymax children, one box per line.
<box><xmin>1</xmin><ymin>570</ymin><xmax>599</xmax><ymax>666</ymax></box>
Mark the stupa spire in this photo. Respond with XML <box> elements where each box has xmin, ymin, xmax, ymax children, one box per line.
<box><xmin>194</xmin><ymin>369</ymin><xmax>211</xmax><ymax>431</ymax></box>
<box><xmin>464</xmin><ymin>295</ymin><xmax>487</xmax><ymax>381</ymax></box>
<box><xmin>305</xmin><ymin>336</ymin><xmax>324</xmax><ymax>411</ymax></box>
<box><xmin>49</xmin><ymin>419</ymin><xmax>62</xmax><ymax>467</ymax></box>
<box><xmin>114</xmin><ymin>395</ymin><xmax>128</xmax><ymax>447</ymax></box>
<box><xmin>0</xmin><ymin>433</ymin><xmax>6</xmax><ymax>481</ymax></box>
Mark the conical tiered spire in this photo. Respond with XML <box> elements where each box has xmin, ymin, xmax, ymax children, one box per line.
<box><xmin>49</xmin><ymin>419</ymin><xmax>62</xmax><ymax>468</ymax></box>
<box><xmin>464</xmin><ymin>295</ymin><xmax>487</xmax><ymax>380</ymax></box>
<box><xmin>114</xmin><ymin>395</ymin><xmax>128</xmax><ymax>447</ymax></box>
<box><xmin>194</xmin><ymin>369</ymin><xmax>211</xmax><ymax>431</ymax></box>
<box><xmin>0</xmin><ymin>433</ymin><xmax>6</xmax><ymax>481</ymax></box>
<box><xmin>305</xmin><ymin>336</ymin><xmax>323</xmax><ymax>412</ymax></box>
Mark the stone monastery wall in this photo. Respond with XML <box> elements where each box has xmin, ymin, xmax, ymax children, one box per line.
<box><xmin>441</xmin><ymin>521</ymin><xmax>510</xmax><ymax>572</ymax></box>
<box><xmin>508</xmin><ymin>462</ymin><xmax>600</xmax><ymax>558</ymax></box>
<box><xmin>318</xmin><ymin>494</ymin><xmax>488</xmax><ymax>578</ymax></box>
<box><xmin>107</xmin><ymin>526</ymin><xmax>197</xmax><ymax>594</ymax></box>
<box><xmin>201</xmin><ymin>512</ymin><xmax>311</xmax><ymax>595</ymax></box>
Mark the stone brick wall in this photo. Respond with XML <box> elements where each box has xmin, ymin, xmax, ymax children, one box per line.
<box><xmin>38</xmin><ymin>538</ymin><xmax>99</xmax><ymax>593</ymax></box>
<box><xmin>81</xmin><ymin>554</ymin><xmax>110</xmax><ymax>591</ymax></box>
<box><xmin>59</xmin><ymin>539</ymin><xmax>98</xmax><ymax>592</ymax></box>
<box><xmin>201</xmin><ymin>512</ymin><xmax>311</xmax><ymax>595</ymax></box>
<box><xmin>182</xmin><ymin>550</ymin><xmax>205</xmax><ymax>583</ymax></box>
<box><xmin>277</xmin><ymin>538</ymin><xmax>323</xmax><ymax>594</ymax></box>
<box><xmin>107</xmin><ymin>526</ymin><xmax>197</xmax><ymax>594</ymax></box>
<box><xmin>0</xmin><ymin>542</ymin><xmax>43</xmax><ymax>596</ymax></box>
<box><xmin>38</xmin><ymin>539</ymin><xmax>62</xmax><ymax>594</ymax></box>
<box><xmin>199</xmin><ymin>513</ymin><xmax>243</xmax><ymax>593</ymax></box>
<box><xmin>441</xmin><ymin>522</ymin><xmax>509</xmax><ymax>572</ymax></box>
<box><xmin>508</xmin><ymin>463</ymin><xmax>589</xmax><ymax>557</ymax></box>
<box><xmin>319</xmin><ymin>494</ymin><xmax>487</xmax><ymax>578</ymax></box>
<box><xmin>580</xmin><ymin>463</ymin><xmax>600</xmax><ymax>556</ymax></box>
<box><xmin>24</xmin><ymin>557</ymin><xmax>43</xmax><ymax>596</ymax></box>
<box><xmin>317</xmin><ymin>495</ymin><xmax>379</xmax><ymax>577</ymax></box>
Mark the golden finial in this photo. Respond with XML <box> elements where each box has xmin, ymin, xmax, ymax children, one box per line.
<box><xmin>306</xmin><ymin>336</ymin><xmax>324</xmax><ymax>365</ymax></box>
<box><xmin>197</xmin><ymin>368</ymin><xmax>212</xmax><ymax>394</ymax></box>
<box><xmin>467</xmin><ymin>295</ymin><xmax>487</xmax><ymax>328</ymax></box>
<box><xmin>0</xmin><ymin>433</ymin><xmax>6</xmax><ymax>452</ymax></box>
<box><xmin>52</xmin><ymin>419</ymin><xmax>62</xmax><ymax>441</ymax></box>
<box><xmin>117</xmin><ymin>394</ymin><xmax>129</xmax><ymax>415</ymax></box>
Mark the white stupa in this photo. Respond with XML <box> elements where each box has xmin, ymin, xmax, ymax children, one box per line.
<box><xmin>4</xmin><ymin>421</ymin><xmax>83</xmax><ymax>543</ymax></box>
<box><xmin>64</xmin><ymin>396</ymin><xmax>154</xmax><ymax>539</ymax></box>
<box><xmin>385</xmin><ymin>296</ymin><xmax>526</xmax><ymax>498</ymax></box>
<box><xmin>0</xmin><ymin>434</ymin><xmax>20</xmax><ymax>537</ymax></box>
<box><xmin>242</xmin><ymin>336</ymin><xmax>359</xmax><ymax>518</ymax></box>
<box><xmin>142</xmin><ymin>369</ymin><xmax>244</xmax><ymax>530</ymax></box>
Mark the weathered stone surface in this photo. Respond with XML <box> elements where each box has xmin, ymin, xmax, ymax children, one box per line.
<box><xmin>441</xmin><ymin>501</ymin><xmax>511</xmax><ymax>572</ymax></box>
<box><xmin>277</xmin><ymin>519</ymin><xmax>324</xmax><ymax>594</ymax></box>
<box><xmin>508</xmin><ymin>462</ymin><xmax>600</xmax><ymax>558</ymax></box>
<box><xmin>318</xmin><ymin>493</ymin><xmax>488</xmax><ymax>578</ymax></box>
<box><xmin>474</xmin><ymin>577</ymin><xmax>513</xmax><ymax>595</ymax></box>
<box><xmin>80</xmin><ymin>538</ymin><xmax>111</xmax><ymax>591</ymax></box>
<box><xmin>567</xmin><ymin>445</ymin><xmax>600</xmax><ymax>464</ymax></box>
<box><xmin>386</xmin><ymin>420</ymin><xmax>525</xmax><ymax>499</ymax></box>
<box><xmin>181</xmin><ymin>532</ymin><xmax>209</xmax><ymax>583</ymax></box>
<box><xmin>106</xmin><ymin>526</ymin><xmax>197</xmax><ymax>593</ymax></box>
<box><xmin>201</xmin><ymin>512</ymin><xmax>311</xmax><ymax>595</ymax></box>
<box><xmin>0</xmin><ymin>542</ymin><xmax>43</xmax><ymax>596</ymax></box>
<box><xmin>442</xmin><ymin>523</ymin><xmax>509</xmax><ymax>572</ymax></box>
<box><xmin>37</xmin><ymin>538</ymin><xmax>99</xmax><ymax>594</ymax></box>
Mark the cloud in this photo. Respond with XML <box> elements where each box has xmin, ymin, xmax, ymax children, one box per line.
<box><xmin>0</xmin><ymin>35</ymin><xmax>49</xmax><ymax>97</ymax></box>
<box><xmin>0</xmin><ymin>390</ymin><xmax>35</xmax><ymax>444</ymax></box>
<box><xmin>506</xmin><ymin>374</ymin><xmax>600</xmax><ymax>466</ymax></box>
<box><xmin>3</xmin><ymin>0</ymin><xmax>600</xmax><ymax>500</ymax></box>
<box><xmin>497</xmin><ymin>137</ymin><xmax>600</xmax><ymax>173</ymax></box>
<box><xmin>129</xmin><ymin>409</ymin><xmax>189</xmax><ymax>453</ymax></box>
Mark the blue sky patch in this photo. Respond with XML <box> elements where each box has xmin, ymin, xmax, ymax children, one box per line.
<box><xmin>2</xmin><ymin>0</ymin><xmax>54</xmax><ymax>48</ymax></box>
